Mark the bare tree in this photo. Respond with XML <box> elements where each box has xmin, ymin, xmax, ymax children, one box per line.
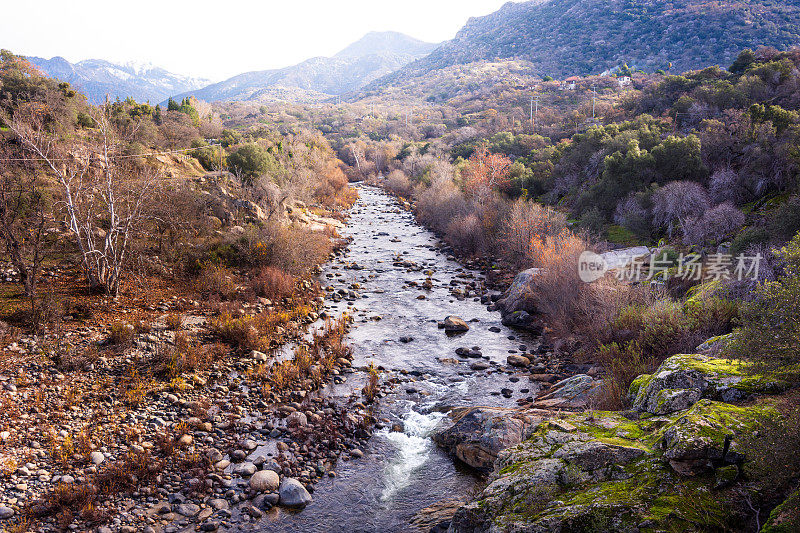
<box><xmin>501</xmin><ymin>198</ymin><xmax>567</xmax><ymax>268</ymax></box>
<box><xmin>0</xmin><ymin>143</ymin><xmax>49</xmax><ymax>299</ymax></box>
<box><xmin>651</xmin><ymin>180</ymin><xmax>711</xmax><ymax>237</ymax></box>
<box><xmin>683</xmin><ymin>202</ymin><xmax>746</xmax><ymax>246</ymax></box>
<box><xmin>2</xmin><ymin>105</ymin><xmax>159</xmax><ymax>296</ymax></box>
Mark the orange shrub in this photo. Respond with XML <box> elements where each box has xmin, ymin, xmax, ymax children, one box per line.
<box><xmin>251</xmin><ymin>266</ymin><xmax>295</xmax><ymax>301</ymax></box>
<box><xmin>197</xmin><ymin>264</ymin><xmax>236</xmax><ymax>300</ymax></box>
<box><xmin>501</xmin><ymin>199</ymin><xmax>567</xmax><ymax>268</ymax></box>
<box><xmin>529</xmin><ymin>229</ymin><xmax>595</xmax><ymax>335</ymax></box>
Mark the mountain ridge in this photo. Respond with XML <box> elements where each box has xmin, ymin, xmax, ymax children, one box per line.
<box><xmin>166</xmin><ymin>31</ymin><xmax>437</xmax><ymax>104</ymax></box>
<box><xmin>368</xmin><ymin>0</ymin><xmax>800</xmax><ymax>92</ymax></box>
<box><xmin>28</xmin><ymin>56</ymin><xmax>210</xmax><ymax>104</ymax></box>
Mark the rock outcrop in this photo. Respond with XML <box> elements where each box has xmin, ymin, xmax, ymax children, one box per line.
<box><xmin>495</xmin><ymin>269</ymin><xmax>539</xmax><ymax>317</ymax></box>
<box><xmin>533</xmin><ymin>374</ymin><xmax>602</xmax><ymax>409</ymax></box>
<box><xmin>629</xmin><ymin>353</ymin><xmax>789</xmax><ymax>415</ymax></box>
<box><xmin>449</xmin><ymin>400</ymin><xmax>777</xmax><ymax>532</ymax></box>
<box><xmin>432</xmin><ymin>407</ymin><xmax>549</xmax><ymax>472</ymax></box>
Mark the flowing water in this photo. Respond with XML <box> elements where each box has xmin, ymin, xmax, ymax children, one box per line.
<box><xmin>266</xmin><ymin>185</ymin><xmax>541</xmax><ymax>532</ymax></box>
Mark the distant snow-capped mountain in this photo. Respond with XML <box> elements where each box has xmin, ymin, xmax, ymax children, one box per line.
<box><xmin>28</xmin><ymin>56</ymin><xmax>211</xmax><ymax>104</ymax></box>
<box><xmin>166</xmin><ymin>31</ymin><xmax>438</xmax><ymax>104</ymax></box>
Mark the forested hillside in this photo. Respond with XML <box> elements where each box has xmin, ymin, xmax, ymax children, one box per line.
<box><xmin>376</xmin><ymin>0</ymin><xmax>800</xmax><ymax>86</ymax></box>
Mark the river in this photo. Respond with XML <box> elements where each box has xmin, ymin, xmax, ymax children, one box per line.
<box><xmin>263</xmin><ymin>185</ymin><xmax>542</xmax><ymax>532</ymax></box>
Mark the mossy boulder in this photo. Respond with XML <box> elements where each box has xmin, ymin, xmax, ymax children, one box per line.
<box><xmin>630</xmin><ymin>353</ymin><xmax>789</xmax><ymax>415</ymax></box>
<box><xmin>432</xmin><ymin>407</ymin><xmax>549</xmax><ymax>472</ymax></box>
<box><xmin>659</xmin><ymin>399</ymin><xmax>770</xmax><ymax>476</ymax></box>
<box><xmin>450</xmin><ymin>401</ymin><xmax>779</xmax><ymax>533</ymax></box>
<box><xmin>761</xmin><ymin>486</ymin><xmax>800</xmax><ymax>533</ymax></box>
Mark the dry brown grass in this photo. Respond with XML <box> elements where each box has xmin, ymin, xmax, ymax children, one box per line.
<box><xmin>529</xmin><ymin>229</ymin><xmax>594</xmax><ymax>336</ymax></box>
<box><xmin>293</xmin><ymin>345</ymin><xmax>314</xmax><ymax>376</ymax></box>
<box><xmin>109</xmin><ymin>321</ymin><xmax>134</xmax><ymax>345</ymax></box>
<box><xmin>154</xmin><ymin>333</ymin><xmax>214</xmax><ymax>379</ymax></box>
<box><xmin>197</xmin><ymin>264</ymin><xmax>237</xmax><ymax>300</ymax></box>
<box><xmin>28</xmin><ymin>448</ymin><xmax>160</xmax><ymax>526</ymax></box>
<box><xmin>165</xmin><ymin>313</ymin><xmax>183</xmax><ymax>331</ymax></box>
<box><xmin>362</xmin><ymin>363</ymin><xmax>380</xmax><ymax>403</ymax></box>
<box><xmin>269</xmin><ymin>360</ymin><xmax>299</xmax><ymax>392</ymax></box>
<box><xmin>251</xmin><ymin>266</ymin><xmax>295</xmax><ymax>301</ymax></box>
<box><xmin>210</xmin><ymin>314</ymin><xmax>262</xmax><ymax>351</ymax></box>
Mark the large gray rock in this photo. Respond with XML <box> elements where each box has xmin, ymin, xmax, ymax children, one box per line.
<box><xmin>432</xmin><ymin>407</ymin><xmax>549</xmax><ymax>472</ymax></box>
<box><xmin>279</xmin><ymin>478</ymin><xmax>312</xmax><ymax>508</ymax></box>
<box><xmin>495</xmin><ymin>268</ymin><xmax>539</xmax><ymax>315</ymax></box>
<box><xmin>659</xmin><ymin>399</ymin><xmax>747</xmax><ymax>476</ymax></box>
<box><xmin>533</xmin><ymin>374</ymin><xmax>601</xmax><ymax>409</ymax></box>
<box><xmin>249</xmin><ymin>469</ymin><xmax>279</xmax><ymax>492</ymax></box>
<box><xmin>601</xmin><ymin>246</ymin><xmax>651</xmax><ymax>271</ymax></box>
<box><xmin>550</xmin><ymin>440</ymin><xmax>645</xmax><ymax>471</ymax></box>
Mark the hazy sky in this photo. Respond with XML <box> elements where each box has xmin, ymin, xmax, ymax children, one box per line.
<box><xmin>3</xmin><ymin>0</ymin><xmax>517</xmax><ymax>81</ymax></box>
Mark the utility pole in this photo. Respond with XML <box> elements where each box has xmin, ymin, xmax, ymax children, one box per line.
<box><xmin>591</xmin><ymin>84</ymin><xmax>597</xmax><ymax>120</ymax></box>
<box><xmin>530</xmin><ymin>94</ymin><xmax>540</xmax><ymax>132</ymax></box>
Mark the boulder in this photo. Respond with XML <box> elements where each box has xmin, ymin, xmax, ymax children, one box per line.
<box><xmin>660</xmin><ymin>399</ymin><xmax>755</xmax><ymax>476</ymax></box>
<box><xmin>533</xmin><ymin>374</ymin><xmax>601</xmax><ymax>409</ymax></box>
<box><xmin>495</xmin><ymin>268</ymin><xmax>539</xmax><ymax>315</ymax></box>
<box><xmin>601</xmin><ymin>246</ymin><xmax>651</xmax><ymax>272</ymax></box>
<box><xmin>449</xmin><ymin>402</ymin><xmax>775</xmax><ymax>532</ymax></box>
<box><xmin>551</xmin><ymin>440</ymin><xmax>645</xmax><ymax>471</ymax></box>
<box><xmin>630</xmin><ymin>352</ymin><xmax>789</xmax><ymax>415</ymax></box>
<box><xmin>501</xmin><ymin>310</ymin><xmax>540</xmax><ymax>331</ymax></box>
<box><xmin>432</xmin><ymin>407</ymin><xmax>548</xmax><ymax>472</ymax></box>
<box><xmin>249</xmin><ymin>470</ymin><xmax>280</xmax><ymax>493</ymax></box>
<box><xmin>506</xmin><ymin>354</ymin><xmax>530</xmax><ymax>368</ymax></box>
<box><xmin>279</xmin><ymin>478</ymin><xmax>312</xmax><ymax>508</ymax></box>
<box><xmin>441</xmin><ymin>316</ymin><xmax>469</xmax><ymax>333</ymax></box>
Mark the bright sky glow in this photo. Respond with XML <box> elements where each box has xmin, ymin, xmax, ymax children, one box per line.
<box><xmin>3</xmin><ymin>0</ymin><xmax>519</xmax><ymax>81</ymax></box>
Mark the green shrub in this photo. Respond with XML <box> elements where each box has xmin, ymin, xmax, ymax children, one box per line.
<box><xmin>579</xmin><ymin>207</ymin><xmax>605</xmax><ymax>234</ymax></box>
<box><xmin>732</xmin><ymin>233</ymin><xmax>800</xmax><ymax>375</ymax></box>
<box><xmin>684</xmin><ymin>282</ymin><xmax>739</xmax><ymax>332</ymax></box>
<box><xmin>227</xmin><ymin>143</ymin><xmax>277</xmax><ymax>181</ymax></box>
<box><xmin>730</xmin><ymin>226</ymin><xmax>770</xmax><ymax>257</ymax></box>
<box><xmin>767</xmin><ymin>196</ymin><xmax>800</xmax><ymax>242</ymax></box>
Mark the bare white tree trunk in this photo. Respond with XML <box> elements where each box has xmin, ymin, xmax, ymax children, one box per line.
<box><xmin>3</xmin><ymin>106</ymin><xmax>158</xmax><ymax>296</ymax></box>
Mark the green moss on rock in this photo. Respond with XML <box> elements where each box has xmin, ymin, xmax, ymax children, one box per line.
<box><xmin>451</xmin><ymin>400</ymin><xmax>781</xmax><ymax>532</ymax></box>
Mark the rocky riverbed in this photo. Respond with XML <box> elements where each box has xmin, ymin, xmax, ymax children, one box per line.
<box><xmin>0</xmin><ymin>185</ymin><xmax>602</xmax><ymax>532</ymax></box>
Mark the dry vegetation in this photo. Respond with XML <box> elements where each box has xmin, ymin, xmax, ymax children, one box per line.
<box><xmin>0</xmin><ymin>51</ymin><xmax>362</xmax><ymax>531</ymax></box>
